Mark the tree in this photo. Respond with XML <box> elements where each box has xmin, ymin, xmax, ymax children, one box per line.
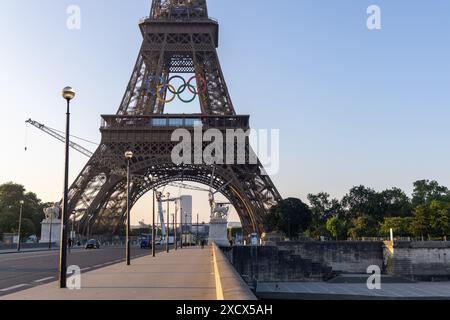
<box><xmin>341</xmin><ymin>186</ymin><xmax>415</xmax><ymax>223</ymax></box>
<box><xmin>0</xmin><ymin>212</ymin><xmax>17</xmax><ymax>235</ymax></box>
<box><xmin>17</xmin><ymin>218</ymin><xmax>36</xmax><ymax>239</ymax></box>
<box><xmin>341</xmin><ymin>186</ymin><xmax>381</xmax><ymax>220</ymax></box>
<box><xmin>429</xmin><ymin>201</ymin><xmax>450</xmax><ymax>240</ymax></box>
<box><xmin>267</xmin><ymin>198</ymin><xmax>312</xmax><ymax>239</ymax></box>
<box><xmin>0</xmin><ymin>182</ymin><xmax>46</xmax><ymax>237</ymax></box>
<box><xmin>410</xmin><ymin>205</ymin><xmax>430</xmax><ymax>240</ymax></box>
<box><xmin>412</xmin><ymin>180</ymin><xmax>449</xmax><ymax>207</ymax></box>
<box><xmin>379</xmin><ymin>188</ymin><xmax>412</xmax><ymax>218</ymax></box>
<box><xmin>326</xmin><ymin>217</ymin><xmax>347</xmax><ymax>240</ymax></box>
<box><xmin>307</xmin><ymin>193</ymin><xmax>343</xmax><ymax>238</ymax></box>
<box><xmin>347</xmin><ymin>215</ymin><xmax>379</xmax><ymax>239</ymax></box>
<box><xmin>380</xmin><ymin>217</ymin><xmax>412</xmax><ymax>238</ymax></box>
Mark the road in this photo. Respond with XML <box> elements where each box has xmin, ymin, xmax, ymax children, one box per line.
<box><xmin>0</xmin><ymin>246</ymin><xmax>163</xmax><ymax>297</ymax></box>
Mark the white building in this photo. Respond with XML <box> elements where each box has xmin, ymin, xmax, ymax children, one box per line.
<box><xmin>179</xmin><ymin>195</ymin><xmax>192</xmax><ymax>225</ymax></box>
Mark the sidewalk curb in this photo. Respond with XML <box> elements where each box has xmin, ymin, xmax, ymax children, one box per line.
<box><xmin>0</xmin><ymin>248</ymin><xmax>59</xmax><ymax>255</ymax></box>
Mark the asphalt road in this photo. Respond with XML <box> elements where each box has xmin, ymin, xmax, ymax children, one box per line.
<box><xmin>0</xmin><ymin>246</ymin><xmax>163</xmax><ymax>297</ymax></box>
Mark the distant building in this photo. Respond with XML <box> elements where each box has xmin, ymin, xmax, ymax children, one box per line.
<box><xmin>180</xmin><ymin>195</ymin><xmax>192</xmax><ymax>226</ymax></box>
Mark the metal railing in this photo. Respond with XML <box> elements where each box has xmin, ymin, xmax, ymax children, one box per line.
<box><xmin>101</xmin><ymin>114</ymin><xmax>250</xmax><ymax>130</ymax></box>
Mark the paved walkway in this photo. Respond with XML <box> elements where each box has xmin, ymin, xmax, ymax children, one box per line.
<box><xmin>257</xmin><ymin>281</ymin><xmax>450</xmax><ymax>300</ymax></box>
<box><xmin>1</xmin><ymin>247</ymin><xmax>217</xmax><ymax>300</ymax></box>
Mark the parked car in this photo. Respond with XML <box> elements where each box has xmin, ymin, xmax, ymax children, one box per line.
<box><xmin>85</xmin><ymin>239</ymin><xmax>101</xmax><ymax>250</ymax></box>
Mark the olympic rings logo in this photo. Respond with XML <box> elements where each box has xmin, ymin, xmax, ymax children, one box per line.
<box><xmin>145</xmin><ymin>75</ymin><xmax>207</xmax><ymax>103</ymax></box>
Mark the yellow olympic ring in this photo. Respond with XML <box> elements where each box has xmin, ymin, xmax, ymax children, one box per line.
<box><xmin>156</xmin><ymin>84</ymin><xmax>177</xmax><ymax>103</ymax></box>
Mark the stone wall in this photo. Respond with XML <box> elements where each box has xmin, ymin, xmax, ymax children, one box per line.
<box><xmin>224</xmin><ymin>241</ymin><xmax>450</xmax><ymax>283</ymax></box>
<box><xmin>223</xmin><ymin>241</ymin><xmax>384</xmax><ymax>283</ymax></box>
<box><xmin>276</xmin><ymin>242</ymin><xmax>384</xmax><ymax>274</ymax></box>
<box><xmin>384</xmin><ymin>241</ymin><xmax>450</xmax><ymax>280</ymax></box>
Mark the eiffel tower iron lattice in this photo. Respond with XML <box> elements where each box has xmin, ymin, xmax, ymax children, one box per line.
<box><xmin>67</xmin><ymin>0</ymin><xmax>282</xmax><ymax>236</ymax></box>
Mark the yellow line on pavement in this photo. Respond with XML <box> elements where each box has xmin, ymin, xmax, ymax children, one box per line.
<box><xmin>212</xmin><ymin>244</ymin><xmax>224</xmax><ymax>300</ymax></box>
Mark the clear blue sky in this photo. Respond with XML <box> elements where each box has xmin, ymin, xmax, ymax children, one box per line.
<box><xmin>1</xmin><ymin>1</ymin><xmax>449</xmax><ymax>224</ymax></box>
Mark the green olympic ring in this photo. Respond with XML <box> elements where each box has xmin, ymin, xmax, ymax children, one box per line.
<box><xmin>177</xmin><ymin>83</ymin><xmax>197</xmax><ymax>103</ymax></box>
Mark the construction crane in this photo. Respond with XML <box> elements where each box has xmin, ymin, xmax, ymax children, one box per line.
<box><xmin>25</xmin><ymin>119</ymin><xmax>229</xmax><ymax>201</ymax></box>
<box><xmin>25</xmin><ymin>119</ymin><xmax>216</xmax><ymax>192</ymax></box>
<box><xmin>25</xmin><ymin>119</ymin><xmax>94</xmax><ymax>158</ymax></box>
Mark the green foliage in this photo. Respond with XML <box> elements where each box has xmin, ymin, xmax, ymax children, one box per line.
<box><xmin>268</xmin><ymin>198</ymin><xmax>312</xmax><ymax>238</ymax></box>
<box><xmin>326</xmin><ymin>217</ymin><xmax>347</xmax><ymax>240</ymax></box>
<box><xmin>429</xmin><ymin>201</ymin><xmax>450</xmax><ymax>239</ymax></box>
<box><xmin>342</xmin><ymin>186</ymin><xmax>412</xmax><ymax>222</ymax></box>
<box><xmin>0</xmin><ymin>182</ymin><xmax>46</xmax><ymax>237</ymax></box>
<box><xmin>347</xmin><ymin>215</ymin><xmax>379</xmax><ymax>239</ymax></box>
<box><xmin>410</xmin><ymin>205</ymin><xmax>430</xmax><ymax>239</ymax></box>
<box><xmin>307</xmin><ymin>193</ymin><xmax>343</xmax><ymax>238</ymax></box>
<box><xmin>412</xmin><ymin>180</ymin><xmax>450</xmax><ymax>207</ymax></box>
<box><xmin>379</xmin><ymin>188</ymin><xmax>412</xmax><ymax>218</ymax></box>
<box><xmin>380</xmin><ymin>217</ymin><xmax>412</xmax><ymax>237</ymax></box>
<box><xmin>229</xmin><ymin>227</ymin><xmax>243</xmax><ymax>240</ymax></box>
<box><xmin>308</xmin><ymin>180</ymin><xmax>450</xmax><ymax>239</ymax></box>
<box><xmin>342</xmin><ymin>186</ymin><xmax>379</xmax><ymax>220</ymax></box>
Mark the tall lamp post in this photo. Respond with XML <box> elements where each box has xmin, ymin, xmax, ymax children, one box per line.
<box><xmin>48</xmin><ymin>209</ymin><xmax>53</xmax><ymax>249</ymax></box>
<box><xmin>174</xmin><ymin>201</ymin><xmax>178</xmax><ymax>251</ymax></box>
<box><xmin>17</xmin><ymin>200</ymin><xmax>24</xmax><ymax>251</ymax></box>
<box><xmin>166</xmin><ymin>192</ymin><xmax>170</xmax><ymax>253</ymax></box>
<box><xmin>144</xmin><ymin>175</ymin><xmax>157</xmax><ymax>257</ymax></box>
<box><xmin>152</xmin><ymin>188</ymin><xmax>156</xmax><ymax>257</ymax></box>
<box><xmin>172</xmin><ymin>213</ymin><xmax>175</xmax><ymax>250</ymax></box>
<box><xmin>125</xmin><ymin>151</ymin><xmax>134</xmax><ymax>266</ymax></box>
<box><xmin>196</xmin><ymin>213</ymin><xmax>199</xmax><ymax>246</ymax></box>
<box><xmin>59</xmin><ymin>86</ymin><xmax>75</xmax><ymax>289</ymax></box>
<box><xmin>185</xmin><ymin>214</ymin><xmax>188</xmax><ymax>246</ymax></box>
<box><xmin>180</xmin><ymin>205</ymin><xmax>183</xmax><ymax>249</ymax></box>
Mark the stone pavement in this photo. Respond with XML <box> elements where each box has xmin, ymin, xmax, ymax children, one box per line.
<box><xmin>1</xmin><ymin>247</ymin><xmax>218</xmax><ymax>300</ymax></box>
<box><xmin>256</xmin><ymin>281</ymin><xmax>450</xmax><ymax>300</ymax></box>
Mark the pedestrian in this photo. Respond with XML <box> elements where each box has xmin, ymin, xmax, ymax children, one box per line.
<box><xmin>229</xmin><ymin>239</ymin><xmax>234</xmax><ymax>247</ymax></box>
<box><xmin>201</xmin><ymin>239</ymin><xmax>205</xmax><ymax>249</ymax></box>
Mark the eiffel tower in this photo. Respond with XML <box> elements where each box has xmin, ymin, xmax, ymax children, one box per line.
<box><xmin>68</xmin><ymin>0</ymin><xmax>282</xmax><ymax>236</ymax></box>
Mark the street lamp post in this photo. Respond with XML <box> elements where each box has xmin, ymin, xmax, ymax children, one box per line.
<box><xmin>174</xmin><ymin>202</ymin><xmax>178</xmax><ymax>251</ymax></box>
<box><xmin>185</xmin><ymin>214</ymin><xmax>188</xmax><ymax>247</ymax></box>
<box><xmin>166</xmin><ymin>192</ymin><xmax>170</xmax><ymax>253</ymax></box>
<box><xmin>17</xmin><ymin>200</ymin><xmax>24</xmax><ymax>251</ymax></box>
<box><xmin>196</xmin><ymin>213</ymin><xmax>199</xmax><ymax>246</ymax></box>
<box><xmin>145</xmin><ymin>175</ymin><xmax>157</xmax><ymax>257</ymax></box>
<box><xmin>49</xmin><ymin>209</ymin><xmax>53</xmax><ymax>249</ymax></box>
<box><xmin>172</xmin><ymin>213</ymin><xmax>175</xmax><ymax>251</ymax></box>
<box><xmin>180</xmin><ymin>205</ymin><xmax>183</xmax><ymax>249</ymax></box>
<box><xmin>125</xmin><ymin>151</ymin><xmax>134</xmax><ymax>266</ymax></box>
<box><xmin>152</xmin><ymin>188</ymin><xmax>156</xmax><ymax>257</ymax></box>
<box><xmin>59</xmin><ymin>86</ymin><xmax>75</xmax><ymax>289</ymax></box>
<box><xmin>71</xmin><ymin>211</ymin><xmax>76</xmax><ymax>245</ymax></box>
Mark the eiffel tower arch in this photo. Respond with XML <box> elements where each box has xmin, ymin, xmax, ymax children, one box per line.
<box><xmin>68</xmin><ymin>0</ymin><xmax>282</xmax><ymax>236</ymax></box>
